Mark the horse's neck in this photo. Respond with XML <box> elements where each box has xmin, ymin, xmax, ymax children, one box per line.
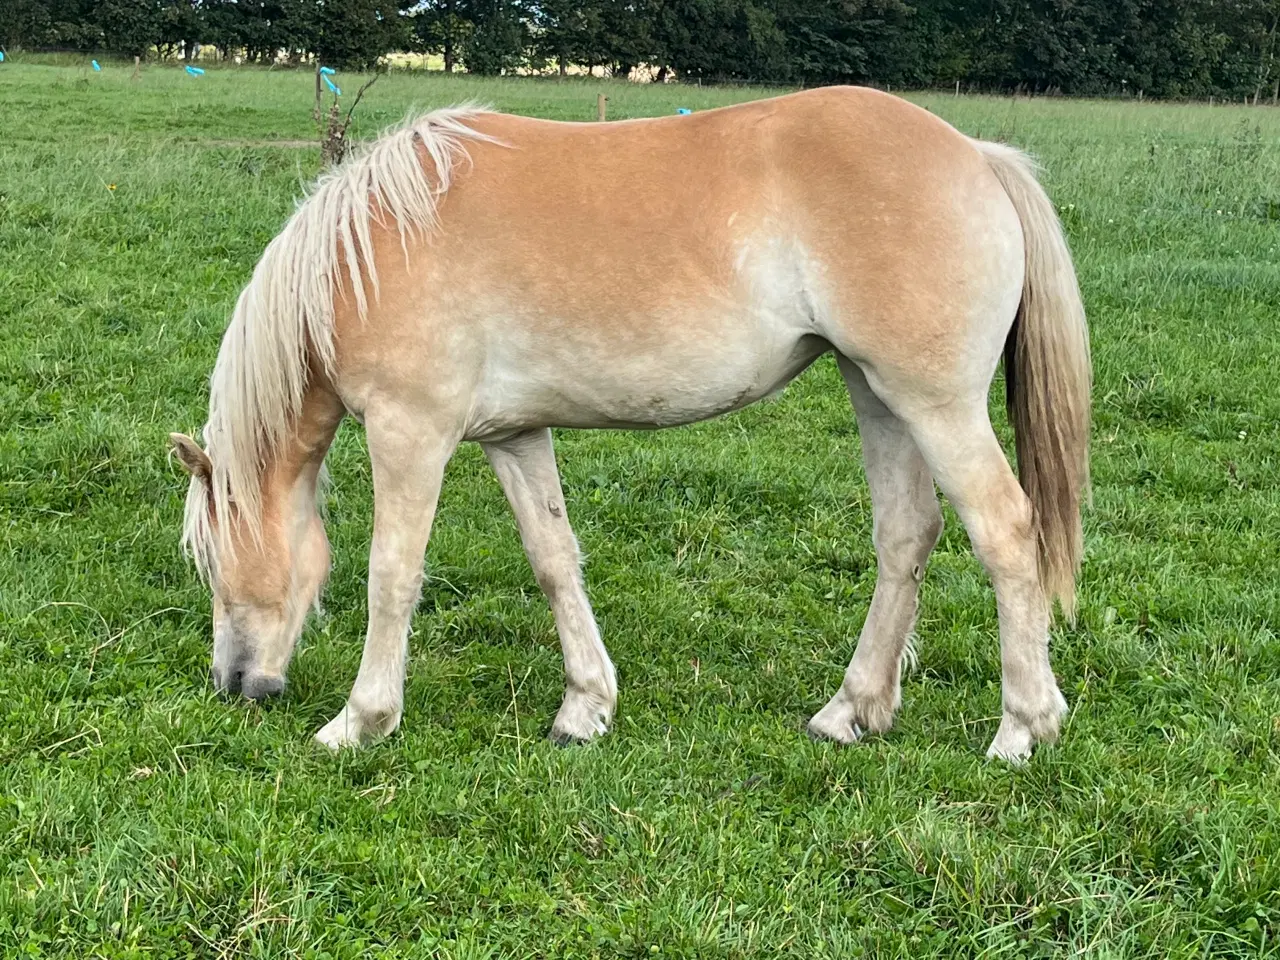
<box><xmin>261</xmin><ymin>382</ymin><xmax>346</xmax><ymax>516</ymax></box>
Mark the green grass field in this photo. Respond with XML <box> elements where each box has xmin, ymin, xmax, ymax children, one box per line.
<box><xmin>3</xmin><ymin>59</ymin><xmax>1280</xmax><ymax>957</ymax></box>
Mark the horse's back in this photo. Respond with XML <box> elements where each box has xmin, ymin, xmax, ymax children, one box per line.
<box><xmin>330</xmin><ymin>87</ymin><xmax>1023</xmax><ymax>433</ymax></box>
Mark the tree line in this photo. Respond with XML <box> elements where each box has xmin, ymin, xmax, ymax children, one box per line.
<box><xmin>3</xmin><ymin>0</ymin><xmax>1279</xmax><ymax>100</ymax></box>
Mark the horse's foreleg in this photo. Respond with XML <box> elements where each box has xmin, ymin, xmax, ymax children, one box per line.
<box><xmin>808</xmin><ymin>357</ymin><xmax>943</xmax><ymax>743</ymax></box>
<box><xmin>483</xmin><ymin>429</ymin><xmax>616</xmax><ymax>742</ymax></box>
<box><xmin>315</xmin><ymin>408</ymin><xmax>456</xmax><ymax>749</ymax></box>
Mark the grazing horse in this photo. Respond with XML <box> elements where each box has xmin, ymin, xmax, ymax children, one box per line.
<box><xmin>170</xmin><ymin>87</ymin><xmax>1090</xmax><ymax>761</ymax></box>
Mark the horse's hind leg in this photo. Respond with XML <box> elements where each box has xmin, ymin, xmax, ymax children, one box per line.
<box><xmin>483</xmin><ymin>429</ymin><xmax>616</xmax><ymax>742</ymax></box>
<box><xmin>315</xmin><ymin>407</ymin><xmax>457</xmax><ymax>749</ymax></box>
<box><xmin>896</xmin><ymin>386</ymin><xmax>1067</xmax><ymax>761</ymax></box>
<box><xmin>808</xmin><ymin>357</ymin><xmax>943</xmax><ymax>743</ymax></box>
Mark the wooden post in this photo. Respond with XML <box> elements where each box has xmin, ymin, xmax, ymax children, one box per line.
<box><xmin>131</xmin><ymin>55</ymin><xmax>140</xmax><ymax>80</ymax></box>
<box><xmin>955</xmin><ymin>79</ymin><xmax>960</xmax><ymax>96</ymax></box>
<box><xmin>597</xmin><ymin>93</ymin><xmax>607</xmax><ymax>121</ymax></box>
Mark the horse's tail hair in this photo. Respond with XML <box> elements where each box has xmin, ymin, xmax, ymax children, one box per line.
<box><xmin>974</xmin><ymin>138</ymin><xmax>1091</xmax><ymax>622</ymax></box>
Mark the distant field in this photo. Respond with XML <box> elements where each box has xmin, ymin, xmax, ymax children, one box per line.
<box><xmin>3</xmin><ymin>60</ymin><xmax>1280</xmax><ymax>957</ymax></box>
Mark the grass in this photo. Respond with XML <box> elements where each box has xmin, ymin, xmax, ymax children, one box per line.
<box><xmin>3</xmin><ymin>58</ymin><xmax>1280</xmax><ymax>958</ymax></box>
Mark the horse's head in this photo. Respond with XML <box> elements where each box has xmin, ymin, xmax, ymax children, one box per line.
<box><xmin>170</xmin><ymin>432</ymin><xmax>330</xmax><ymax>701</ymax></box>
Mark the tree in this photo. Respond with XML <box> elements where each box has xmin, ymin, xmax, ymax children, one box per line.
<box><xmin>313</xmin><ymin>0</ymin><xmax>407</xmax><ymax>69</ymax></box>
<box><xmin>0</xmin><ymin>0</ymin><xmax>54</xmax><ymax>48</ymax></box>
<box><xmin>1207</xmin><ymin>0</ymin><xmax>1280</xmax><ymax>100</ymax></box>
<box><xmin>531</xmin><ymin>0</ymin><xmax>593</xmax><ymax>75</ymax></box>
<box><xmin>413</xmin><ymin>0</ymin><xmax>474</xmax><ymax>72</ymax></box>
<box><xmin>1</xmin><ymin>0</ymin><xmax>1277</xmax><ymax>101</ymax></box>
<box><xmin>200</xmin><ymin>0</ymin><xmax>247</xmax><ymax>58</ymax></box>
<box><xmin>598</xmin><ymin>0</ymin><xmax>656</xmax><ymax>77</ymax></box>
<box><xmin>457</xmin><ymin>0</ymin><xmax>525</xmax><ymax>74</ymax></box>
<box><xmin>773</xmin><ymin>0</ymin><xmax>913</xmax><ymax>85</ymax></box>
<box><xmin>97</xmin><ymin>0</ymin><xmax>160</xmax><ymax>57</ymax></box>
<box><xmin>650</xmin><ymin>0</ymin><xmax>770</xmax><ymax>81</ymax></box>
<box><xmin>156</xmin><ymin>0</ymin><xmax>203</xmax><ymax>59</ymax></box>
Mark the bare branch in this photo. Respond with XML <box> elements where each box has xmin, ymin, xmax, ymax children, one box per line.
<box><xmin>343</xmin><ymin>74</ymin><xmax>380</xmax><ymax>129</ymax></box>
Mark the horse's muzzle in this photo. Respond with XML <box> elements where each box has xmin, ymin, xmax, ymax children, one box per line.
<box><xmin>213</xmin><ymin>663</ymin><xmax>283</xmax><ymax>701</ymax></box>
<box><xmin>241</xmin><ymin>673</ymin><xmax>285</xmax><ymax>701</ymax></box>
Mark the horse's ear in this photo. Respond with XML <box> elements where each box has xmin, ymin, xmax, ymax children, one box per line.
<box><xmin>170</xmin><ymin>433</ymin><xmax>212</xmax><ymax>484</ymax></box>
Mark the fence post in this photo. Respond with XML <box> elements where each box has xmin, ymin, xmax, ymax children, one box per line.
<box><xmin>132</xmin><ymin>55</ymin><xmax>140</xmax><ymax>81</ymax></box>
<box><xmin>597</xmin><ymin>93</ymin><xmax>607</xmax><ymax>121</ymax></box>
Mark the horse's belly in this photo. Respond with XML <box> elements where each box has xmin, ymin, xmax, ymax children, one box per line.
<box><xmin>464</xmin><ymin>320</ymin><xmax>825</xmax><ymax>439</ymax></box>
<box><xmin>461</xmin><ymin>230</ymin><xmax>834</xmax><ymax>440</ymax></box>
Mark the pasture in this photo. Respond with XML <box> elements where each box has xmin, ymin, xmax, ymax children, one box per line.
<box><xmin>3</xmin><ymin>60</ymin><xmax>1280</xmax><ymax>957</ymax></box>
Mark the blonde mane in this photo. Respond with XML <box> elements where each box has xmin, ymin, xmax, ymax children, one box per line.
<box><xmin>183</xmin><ymin>105</ymin><xmax>496</xmax><ymax>579</ymax></box>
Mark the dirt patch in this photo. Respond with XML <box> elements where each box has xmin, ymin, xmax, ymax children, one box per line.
<box><xmin>200</xmin><ymin>139</ymin><xmax>317</xmax><ymax>149</ymax></box>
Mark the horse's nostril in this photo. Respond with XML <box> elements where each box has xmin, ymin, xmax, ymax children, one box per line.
<box><xmin>213</xmin><ymin>666</ymin><xmax>244</xmax><ymax>696</ymax></box>
<box><xmin>242</xmin><ymin>674</ymin><xmax>285</xmax><ymax>702</ymax></box>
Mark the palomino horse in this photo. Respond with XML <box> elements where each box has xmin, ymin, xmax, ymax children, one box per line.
<box><xmin>170</xmin><ymin>87</ymin><xmax>1090</xmax><ymax>761</ymax></box>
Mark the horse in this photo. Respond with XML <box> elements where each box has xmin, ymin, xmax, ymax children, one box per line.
<box><xmin>170</xmin><ymin>86</ymin><xmax>1090</xmax><ymax>762</ymax></box>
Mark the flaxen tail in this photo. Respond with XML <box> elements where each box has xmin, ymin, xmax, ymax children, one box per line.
<box><xmin>974</xmin><ymin>139</ymin><xmax>1091</xmax><ymax>622</ymax></box>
